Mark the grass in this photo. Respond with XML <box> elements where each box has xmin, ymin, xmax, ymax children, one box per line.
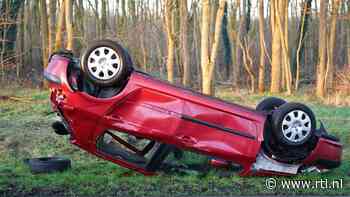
<box><xmin>0</xmin><ymin>88</ymin><xmax>349</xmax><ymax>196</ymax></box>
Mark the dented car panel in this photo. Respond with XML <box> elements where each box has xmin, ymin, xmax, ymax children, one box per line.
<box><xmin>45</xmin><ymin>54</ymin><xmax>342</xmax><ymax>176</ymax></box>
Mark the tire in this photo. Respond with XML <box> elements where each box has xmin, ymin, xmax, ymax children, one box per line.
<box><xmin>272</xmin><ymin>103</ymin><xmax>316</xmax><ymax>146</ymax></box>
<box><xmin>256</xmin><ymin>97</ymin><xmax>287</xmax><ymax>112</ymax></box>
<box><xmin>81</xmin><ymin>40</ymin><xmax>133</xmax><ymax>87</ymax></box>
<box><xmin>257</xmin><ymin>97</ymin><xmax>286</xmax><ymax>159</ymax></box>
<box><xmin>24</xmin><ymin>157</ymin><xmax>71</xmax><ymax>174</ymax></box>
<box><xmin>52</xmin><ymin>121</ymin><xmax>69</xmax><ymax>135</ymax></box>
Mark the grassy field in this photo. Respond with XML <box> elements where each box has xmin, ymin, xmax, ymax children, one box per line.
<box><xmin>0</xmin><ymin>88</ymin><xmax>349</xmax><ymax>197</ymax></box>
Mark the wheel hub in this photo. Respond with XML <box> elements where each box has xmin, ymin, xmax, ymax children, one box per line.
<box><xmin>99</xmin><ymin>57</ymin><xmax>107</xmax><ymax>65</ymax></box>
<box><xmin>87</xmin><ymin>47</ymin><xmax>122</xmax><ymax>81</ymax></box>
<box><xmin>281</xmin><ymin>110</ymin><xmax>312</xmax><ymax>143</ymax></box>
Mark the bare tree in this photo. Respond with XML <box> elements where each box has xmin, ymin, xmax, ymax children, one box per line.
<box><xmin>75</xmin><ymin>0</ymin><xmax>85</xmax><ymax>44</ymax></box>
<box><xmin>294</xmin><ymin>0</ymin><xmax>312</xmax><ymax>90</ymax></box>
<box><xmin>192</xmin><ymin>1</ymin><xmax>201</xmax><ymax>86</ymax></box>
<box><xmin>326</xmin><ymin>0</ymin><xmax>340</xmax><ymax>90</ymax></box>
<box><xmin>15</xmin><ymin>6</ymin><xmax>24</xmax><ymax>78</ymax></box>
<box><xmin>39</xmin><ymin>0</ymin><xmax>49</xmax><ymax>68</ymax></box>
<box><xmin>233</xmin><ymin>0</ymin><xmax>245</xmax><ymax>90</ymax></box>
<box><xmin>23</xmin><ymin>0</ymin><xmax>32</xmax><ymax>67</ymax></box>
<box><xmin>180</xmin><ymin>0</ymin><xmax>190</xmax><ymax>87</ymax></box>
<box><xmin>240</xmin><ymin>38</ymin><xmax>256</xmax><ymax>93</ymax></box>
<box><xmin>316</xmin><ymin>0</ymin><xmax>328</xmax><ymax>98</ymax></box>
<box><xmin>94</xmin><ymin>0</ymin><xmax>100</xmax><ymax>38</ymax></box>
<box><xmin>347</xmin><ymin>1</ymin><xmax>350</xmax><ymax>66</ymax></box>
<box><xmin>228</xmin><ymin>1</ymin><xmax>237</xmax><ymax>87</ymax></box>
<box><xmin>270</xmin><ymin>0</ymin><xmax>282</xmax><ymax>93</ymax></box>
<box><xmin>3</xmin><ymin>0</ymin><xmax>348</xmax><ymax>97</ymax></box>
<box><xmin>201</xmin><ymin>0</ymin><xmax>227</xmax><ymax>95</ymax></box>
<box><xmin>65</xmin><ymin>0</ymin><xmax>73</xmax><ymax>50</ymax></box>
<box><xmin>55</xmin><ymin>0</ymin><xmax>65</xmax><ymax>50</ymax></box>
<box><xmin>165</xmin><ymin>0</ymin><xmax>175</xmax><ymax>83</ymax></box>
<box><xmin>276</xmin><ymin>0</ymin><xmax>292</xmax><ymax>94</ymax></box>
<box><xmin>48</xmin><ymin>0</ymin><xmax>56</xmax><ymax>55</ymax></box>
<box><xmin>101</xmin><ymin>0</ymin><xmax>107</xmax><ymax>37</ymax></box>
<box><xmin>258</xmin><ymin>0</ymin><xmax>266</xmax><ymax>93</ymax></box>
<box><xmin>119</xmin><ymin>0</ymin><xmax>126</xmax><ymax>36</ymax></box>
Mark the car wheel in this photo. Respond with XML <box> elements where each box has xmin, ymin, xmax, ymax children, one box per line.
<box><xmin>81</xmin><ymin>40</ymin><xmax>133</xmax><ymax>87</ymax></box>
<box><xmin>256</xmin><ymin>97</ymin><xmax>287</xmax><ymax>112</ymax></box>
<box><xmin>24</xmin><ymin>157</ymin><xmax>71</xmax><ymax>174</ymax></box>
<box><xmin>257</xmin><ymin>97</ymin><xmax>287</xmax><ymax>159</ymax></box>
<box><xmin>272</xmin><ymin>103</ymin><xmax>316</xmax><ymax>147</ymax></box>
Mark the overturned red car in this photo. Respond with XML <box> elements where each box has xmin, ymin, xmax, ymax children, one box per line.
<box><xmin>44</xmin><ymin>40</ymin><xmax>342</xmax><ymax>176</ymax></box>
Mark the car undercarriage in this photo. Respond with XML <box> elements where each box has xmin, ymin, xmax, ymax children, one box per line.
<box><xmin>44</xmin><ymin>40</ymin><xmax>342</xmax><ymax>176</ymax></box>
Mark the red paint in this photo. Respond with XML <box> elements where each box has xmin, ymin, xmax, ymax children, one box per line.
<box><xmin>45</xmin><ymin>55</ymin><xmax>342</xmax><ymax>176</ymax></box>
<box><xmin>303</xmin><ymin>138</ymin><xmax>342</xmax><ymax>169</ymax></box>
<box><xmin>209</xmin><ymin>158</ymin><xmax>231</xmax><ymax>169</ymax></box>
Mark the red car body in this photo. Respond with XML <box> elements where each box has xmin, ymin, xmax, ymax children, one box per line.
<box><xmin>44</xmin><ymin>54</ymin><xmax>342</xmax><ymax>176</ymax></box>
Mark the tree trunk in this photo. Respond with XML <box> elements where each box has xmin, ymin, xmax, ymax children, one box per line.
<box><xmin>16</xmin><ymin>6</ymin><xmax>24</xmax><ymax>78</ymax></box>
<box><xmin>316</xmin><ymin>0</ymin><xmax>328</xmax><ymax>98</ymax></box>
<box><xmin>128</xmin><ymin>0</ymin><xmax>136</xmax><ymax>25</ymax></box>
<box><xmin>140</xmin><ymin>38</ymin><xmax>148</xmax><ymax>71</ymax></box>
<box><xmin>165</xmin><ymin>0</ymin><xmax>175</xmax><ymax>83</ymax></box>
<box><xmin>294</xmin><ymin>0</ymin><xmax>312</xmax><ymax>90</ymax></box>
<box><xmin>209</xmin><ymin>0</ymin><xmax>219</xmax><ymax>47</ymax></box>
<box><xmin>23</xmin><ymin>0</ymin><xmax>32</xmax><ymax>67</ymax></box>
<box><xmin>348</xmin><ymin>1</ymin><xmax>350</xmax><ymax>65</ymax></box>
<box><xmin>31</xmin><ymin>1</ymin><xmax>41</xmax><ymax>70</ymax></box>
<box><xmin>270</xmin><ymin>0</ymin><xmax>282</xmax><ymax>93</ymax></box>
<box><xmin>326</xmin><ymin>0</ymin><xmax>340</xmax><ymax>91</ymax></box>
<box><xmin>201</xmin><ymin>0</ymin><xmax>226</xmax><ymax>95</ymax></box>
<box><xmin>221</xmin><ymin>4</ymin><xmax>232</xmax><ymax>80</ymax></box>
<box><xmin>40</xmin><ymin>0</ymin><xmax>49</xmax><ymax>87</ymax></box>
<box><xmin>229</xmin><ymin>1</ymin><xmax>237</xmax><ymax>86</ymax></box>
<box><xmin>276</xmin><ymin>0</ymin><xmax>292</xmax><ymax>94</ymax></box>
<box><xmin>240</xmin><ymin>39</ymin><xmax>256</xmax><ymax>93</ymax></box>
<box><xmin>120</xmin><ymin>0</ymin><xmax>126</xmax><ymax>34</ymax></box>
<box><xmin>233</xmin><ymin>0</ymin><xmax>245</xmax><ymax>89</ymax></box>
<box><xmin>55</xmin><ymin>0</ymin><xmax>65</xmax><ymax>50</ymax></box>
<box><xmin>201</xmin><ymin>0</ymin><xmax>211</xmax><ymax>94</ymax></box>
<box><xmin>192</xmin><ymin>1</ymin><xmax>201</xmax><ymax>87</ymax></box>
<box><xmin>39</xmin><ymin>0</ymin><xmax>49</xmax><ymax>66</ymax></box>
<box><xmin>48</xmin><ymin>0</ymin><xmax>56</xmax><ymax>55</ymax></box>
<box><xmin>0</xmin><ymin>0</ymin><xmax>24</xmax><ymax>58</ymax></box>
<box><xmin>101</xmin><ymin>0</ymin><xmax>107</xmax><ymax>37</ymax></box>
<box><xmin>258</xmin><ymin>0</ymin><xmax>266</xmax><ymax>93</ymax></box>
<box><xmin>76</xmin><ymin>0</ymin><xmax>84</xmax><ymax>43</ymax></box>
<box><xmin>94</xmin><ymin>0</ymin><xmax>100</xmax><ymax>39</ymax></box>
<box><xmin>173</xmin><ymin>2</ymin><xmax>181</xmax><ymax>82</ymax></box>
<box><xmin>180</xmin><ymin>0</ymin><xmax>190</xmax><ymax>87</ymax></box>
<box><xmin>65</xmin><ymin>0</ymin><xmax>73</xmax><ymax>50</ymax></box>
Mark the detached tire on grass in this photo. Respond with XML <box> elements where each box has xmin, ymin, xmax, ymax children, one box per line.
<box><xmin>25</xmin><ymin>157</ymin><xmax>71</xmax><ymax>174</ymax></box>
